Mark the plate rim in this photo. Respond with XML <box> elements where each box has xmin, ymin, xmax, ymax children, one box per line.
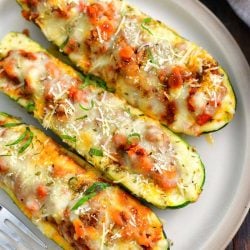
<box><xmin>0</xmin><ymin>0</ymin><xmax>249</xmax><ymax>249</ymax></box>
<box><xmin>172</xmin><ymin>0</ymin><xmax>250</xmax><ymax>249</ymax></box>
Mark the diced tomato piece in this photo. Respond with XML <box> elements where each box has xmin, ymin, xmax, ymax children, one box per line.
<box><xmin>21</xmin><ymin>10</ymin><xmax>30</xmax><ymax>20</ymax></box>
<box><xmin>100</xmin><ymin>20</ymin><xmax>114</xmax><ymax>34</ymax></box>
<box><xmin>113</xmin><ymin>134</ymin><xmax>127</xmax><ymax>149</ymax></box>
<box><xmin>187</xmin><ymin>95</ymin><xmax>195</xmax><ymax>112</ymax></box>
<box><xmin>65</xmin><ymin>38</ymin><xmax>79</xmax><ymax>54</ymax></box>
<box><xmin>139</xmin><ymin>156</ymin><xmax>153</xmax><ymax>172</ymax></box>
<box><xmin>46</xmin><ymin>61</ymin><xmax>60</xmax><ymax>78</ymax></box>
<box><xmin>154</xmin><ymin>170</ymin><xmax>177</xmax><ymax>190</ymax></box>
<box><xmin>25</xmin><ymin>0</ymin><xmax>39</xmax><ymax>7</ymax></box>
<box><xmin>0</xmin><ymin>159</ymin><xmax>8</xmax><ymax>173</ymax></box>
<box><xmin>196</xmin><ymin>113</ymin><xmax>212</xmax><ymax>125</ymax></box>
<box><xmin>2</xmin><ymin>59</ymin><xmax>18</xmax><ymax>81</ymax></box>
<box><xmin>22</xmin><ymin>29</ymin><xmax>30</xmax><ymax>37</ymax></box>
<box><xmin>68</xmin><ymin>86</ymin><xmax>87</xmax><ymax>103</ymax></box>
<box><xmin>36</xmin><ymin>185</ymin><xmax>48</xmax><ymax>199</ymax></box>
<box><xmin>26</xmin><ymin>199</ymin><xmax>40</xmax><ymax>212</ymax></box>
<box><xmin>78</xmin><ymin>0</ymin><xmax>86</xmax><ymax>12</ymax></box>
<box><xmin>119</xmin><ymin>46</ymin><xmax>134</xmax><ymax>62</ymax></box>
<box><xmin>168</xmin><ymin>66</ymin><xmax>183</xmax><ymax>88</ymax></box>
<box><xmin>127</xmin><ymin>145</ymin><xmax>146</xmax><ymax>157</ymax></box>
<box><xmin>87</xmin><ymin>3</ymin><xmax>104</xmax><ymax>24</ymax></box>
<box><xmin>73</xmin><ymin>219</ymin><xmax>85</xmax><ymax>239</ymax></box>
<box><xmin>99</xmin><ymin>20</ymin><xmax>114</xmax><ymax>40</ymax></box>
<box><xmin>104</xmin><ymin>3</ymin><xmax>115</xmax><ymax>20</ymax></box>
<box><xmin>53</xmin><ymin>8</ymin><xmax>69</xmax><ymax>19</ymax></box>
<box><xmin>111</xmin><ymin>210</ymin><xmax>125</xmax><ymax>226</ymax></box>
<box><xmin>165</xmin><ymin>101</ymin><xmax>177</xmax><ymax>125</ymax></box>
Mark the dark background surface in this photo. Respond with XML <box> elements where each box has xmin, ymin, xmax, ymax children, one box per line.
<box><xmin>199</xmin><ymin>1</ymin><xmax>249</xmax><ymax>249</ymax></box>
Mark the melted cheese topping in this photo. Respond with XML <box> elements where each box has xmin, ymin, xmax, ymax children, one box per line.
<box><xmin>0</xmin><ymin>46</ymin><xmax>204</xmax><ymax>208</ymax></box>
<box><xmin>17</xmin><ymin>0</ymin><xmax>236</xmax><ymax>135</ymax></box>
<box><xmin>0</xmin><ymin>115</ymin><xmax>167</xmax><ymax>249</ymax></box>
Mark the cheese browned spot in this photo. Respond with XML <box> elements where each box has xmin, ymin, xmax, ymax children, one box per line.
<box><xmin>0</xmin><ymin>114</ymin><xmax>168</xmax><ymax>250</ymax></box>
<box><xmin>0</xmin><ymin>32</ymin><xmax>205</xmax><ymax>209</ymax></box>
<box><xmin>17</xmin><ymin>0</ymin><xmax>236</xmax><ymax>135</ymax></box>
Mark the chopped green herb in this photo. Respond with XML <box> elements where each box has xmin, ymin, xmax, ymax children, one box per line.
<box><xmin>146</xmin><ymin>48</ymin><xmax>156</xmax><ymax>64</ymax></box>
<box><xmin>79</xmin><ymin>100</ymin><xmax>94</xmax><ymax>111</ymax></box>
<box><xmin>79</xmin><ymin>74</ymin><xmax>91</xmax><ymax>89</ymax></box>
<box><xmin>0</xmin><ymin>112</ymin><xmax>9</xmax><ymax>117</ymax></box>
<box><xmin>26</xmin><ymin>102</ymin><xmax>35</xmax><ymax>112</ymax></box>
<box><xmin>143</xmin><ymin>17</ymin><xmax>152</xmax><ymax>24</ymax></box>
<box><xmin>75</xmin><ymin>115</ymin><xmax>88</xmax><ymax>121</ymax></box>
<box><xmin>89</xmin><ymin>147</ymin><xmax>103</xmax><ymax>157</ymax></box>
<box><xmin>128</xmin><ymin>133</ymin><xmax>141</xmax><ymax>144</ymax></box>
<box><xmin>1</xmin><ymin>122</ymin><xmax>23</xmax><ymax>128</ymax></box>
<box><xmin>124</xmin><ymin>107</ymin><xmax>131</xmax><ymax>115</ymax></box>
<box><xmin>128</xmin><ymin>133</ymin><xmax>141</xmax><ymax>139</ymax></box>
<box><xmin>61</xmin><ymin>134</ymin><xmax>77</xmax><ymax>143</ymax></box>
<box><xmin>18</xmin><ymin>128</ymin><xmax>34</xmax><ymax>154</ymax></box>
<box><xmin>5</xmin><ymin>128</ymin><xmax>28</xmax><ymax>146</ymax></box>
<box><xmin>141</xmin><ymin>18</ymin><xmax>153</xmax><ymax>35</ymax></box>
<box><xmin>46</xmin><ymin>181</ymin><xmax>54</xmax><ymax>186</ymax></box>
<box><xmin>4</xmin><ymin>127</ymin><xmax>33</xmax><ymax>154</ymax></box>
<box><xmin>72</xmin><ymin>182</ymin><xmax>110</xmax><ymax>210</ymax></box>
<box><xmin>79</xmin><ymin>74</ymin><xmax>115</xmax><ymax>92</ymax></box>
<box><xmin>35</xmin><ymin>171</ymin><xmax>41</xmax><ymax>176</ymax></box>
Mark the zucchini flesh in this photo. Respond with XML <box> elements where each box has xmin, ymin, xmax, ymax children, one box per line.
<box><xmin>0</xmin><ymin>32</ymin><xmax>205</xmax><ymax>209</ymax></box>
<box><xmin>17</xmin><ymin>0</ymin><xmax>236</xmax><ymax>136</ymax></box>
<box><xmin>0</xmin><ymin>113</ymin><xmax>168</xmax><ymax>249</ymax></box>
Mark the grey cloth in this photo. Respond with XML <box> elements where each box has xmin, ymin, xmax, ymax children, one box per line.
<box><xmin>227</xmin><ymin>0</ymin><xmax>250</xmax><ymax>27</ymax></box>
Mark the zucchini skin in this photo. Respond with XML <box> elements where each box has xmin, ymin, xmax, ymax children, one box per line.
<box><xmin>0</xmin><ymin>32</ymin><xmax>205</xmax><ymax>209</ymax></box>
<box><xmin>16</xmin><ymin>0</ymin><xmax>236</xmax><ymax>136</ymax></box>
<box><xmin>0</xmin><ymin>113</ymin><xmax>168</xmax><ymax>250</ymax></box>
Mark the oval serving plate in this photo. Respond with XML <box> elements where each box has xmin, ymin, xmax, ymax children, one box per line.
<box><xmin>0</xmin><ymin>0</ymin><xmax>249</xmax><ymax>249</ymax></box>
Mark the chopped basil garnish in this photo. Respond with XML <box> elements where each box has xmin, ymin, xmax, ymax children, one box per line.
<box><xmin>146</xmin><ymin>48</ymin><xmax>156</xmax><ymax>64</ymax></box>
<box><xmin>72</xmin><ymin>182</ymin><xmax>110</xmax><ymax>210</ymax></box>
<box><xmin>79</xmin><ymin>73</ymin><xmax>115</xmax><ymax>92</ymax></box>
<box><xmin>124</xmin><ymin>107</ymin><xmax>131</xmax><ymax>115</ymax></box>
<box><xmin>5</xmin><ymin>128</ymin><xmax>28</xmax><ymax>146</ymax></box>
<box><xmin>89</xmin><ymin>147</ymin><xmax>103</xmax><ymax>157</ymax></box>
<box><xmin>0</xmin><ymin>112</ymin><xmax>9</xmax><ymax>117</ymax></box>
<box><xmin>18</xmin><ymin>128</ymin><xmax>34</xmax><ymax>154</ymax></box>
<box><xmin>61</xmin><ymin>134</ymin><xmax>77</xmax><ymax>143</ymax></box>
<box><xmin>141</xmin><ymin>18</ymin><xmax>153</xmax><ymax>35</ymax></box>
<box><xmin>79</xmin><ymin>100</ymin><xmax>94</xmax><ymax>111</ymax></box>
<box><xmin>75</xmin><ymin>115</ymin><xmax>88</xmax><ymax>121</ymax></box>
<box><xmin>5</xmin><ymin>127</ymin><xmax>33</xmax><ymax>154</ymax></box>
<box><xmin>0</xmin><ymin>122</ymin><xmax>23</xmax><ymax>128</ymax></box>
<box><xmin>128</xmin><ymin>133</ymin><xmax>141</xmax><ymax>140</ymax></box>
<box><xmin>79</xmin><ymin>74</ymin><xmax>91</xmax><ymax>89</ymax></box>
<box><xmin>26</xmin><ymin>101</ymin><xmax>35</xmax><ymax>112</ymax></box>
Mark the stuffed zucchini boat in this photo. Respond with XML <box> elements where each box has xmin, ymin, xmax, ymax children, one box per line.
<box><xmin>17</xmin><ymin>0</ymin><xmax>236</xmax><ymax>136</ymax></box>
<box><xmin>0</xmin><ymin>32</ymin><xmax>205</xmax><ymax>209</ymax></box>
<box><xmin>0</xmin><ymin>113</ymin><xmax>168</xmax><ymax>249</ymax></box>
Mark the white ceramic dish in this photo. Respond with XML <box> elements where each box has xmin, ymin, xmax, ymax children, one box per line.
<box><xmin>0</xmin><ymin>0</ymin><xmax>249</xmax><ymax>249</ymax></box>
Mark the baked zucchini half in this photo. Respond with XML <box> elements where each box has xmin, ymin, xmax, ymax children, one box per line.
<box><xmin>0</xmin><ymin>32</ymin><xmax>205</xmax><ymax>209</ymax></box>
<box><xmin>0</xmin><ymin>113</ymin><xmax>168</xmax><ymax>249</ymax></box>
<box><xmin>17</xmin><ymin>0</ymin><xmax>236</xmax><ymax>136</ymax></box>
